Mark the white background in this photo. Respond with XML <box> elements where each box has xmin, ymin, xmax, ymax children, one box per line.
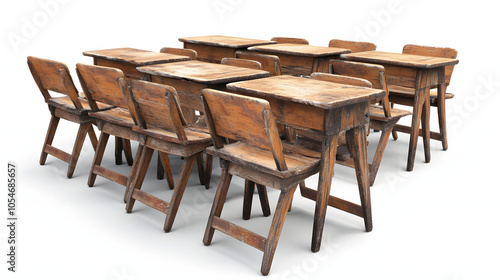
<box><xmin>1</xmin><ymin>0</ymin><xmax>499</xmax><ymax>279</ymax></box>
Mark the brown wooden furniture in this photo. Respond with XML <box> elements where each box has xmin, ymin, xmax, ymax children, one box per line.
<box><xmin>178</xmin><ymin>35</ymin><xmax>276</xmax><ymax>63</ymax></box>
<box><xmin>159</xmin><ymin>47</ymin><xmax>197</xmax><ymax>60</ymax></box>
<box><xmin>235</xmin><ymin>51</ymin><xmax>283</xmax><ymax>76</ymax></box>
<box><xmin>83</xmin><ymin>47</ymin><xmax>191</xmax><ymax>166</ymax></box>
<box><xmin>227</xmin><ymin>75</ymin><xmax>385</xmax><ymax>254</ymax></box>
<box><xmin>28</xmin><ymin>56</ymin><xmax>103</xmax><ymax>178</ymax></box>
<box><xmin>220</xmin><ymin>57</ymin><xmax>261</xmax><ymax>70</ymax></box>
<box><xmin>328</xmin><ymin>39</ymin><xmax>377</xmax><ymax>53</ymax></box>
<box><xmin>201</xmin><ymin>89</ymin><xmax>321</xmax><ymax>275</ymax></box>
<box><xmin>388</xmin><ymin>44</ymin><xmax>458</xmax><ymax>150</ymax></box>
<box><xmin>248</xmin><ymin>43</ymin><xmax>350</xmax><ymax>76</ymax></box>
<box><xmin>342</xmin><ymin>51</ymin><xmax>458</xmax><ymax>171</ymax></box>
<box><xmin>327</xmin><ymin>59</ymin><xmax>412</xmax><ymax>185</ymax></box>
<box><xmin>76</xmin><ymin>63</ymin><xmax>141</xmax><ymax>191</ymax></box>
<box><xmin>270</xmin><ymin>37</ymin><xmax>309</xmax><ymax>45</ymax></box>
<box><xmin>122</xmin><ymin>79</ymin><xmax>213</xmax><ymax>232</ymax></box>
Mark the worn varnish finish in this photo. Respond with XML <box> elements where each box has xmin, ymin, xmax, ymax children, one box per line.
<box><xmin>121</xmin><ymin>80</ymin><xmax>213</xmax><ymax>231</ymax></box>
<box><xmin>201</xmin><ymin>89</ymin><xmax>321</xmax><ymax>275</ymax></box>
<box><xmin>248</xmin><ymin>44</ymin><xmax>350</xmax><ymax>76</ymax></box>
<box><xmin>235</xmin><ymin>51</ymin><xmax>283</xmax><ymax>76</ymax></box>
<box><xmin>343</xmin><ymin>51</ymin><xmax>458</xmax><ymax>171</ymax></box>
<box><xmin>178</xmin><ymin>35</ymin><xmax>276</xmax><ymax>63</ymax></box>
<box><xmin>76</xmin><ymin>63</ymin><xmax>141</xmax><ymax>192</ymax></box>
<box><xmin>227</xmin><ymin>75</ymin><xmax>384</xmax><ymax>253</ymax></box>
<box><xmin>270</xmin><ymin>37</ymin><xmax>309</xmax><ymax>45</ymax></box>
<box><xmin>388</xmin><ymin>45</ymin><xmax>458</xmax><ymax>151</ymax></box>
<box><xmin>137</xmin><ymin>60</ymin><xmax>269</xmax><ymax>123</ymax></box>
<box><xmin>221</xmin><ymin>57</ymin><xmax>262</xmax><ymax>70</ymax></box>
<box><xmin>328</xmin><ymin>39</ymin><xmax>377</xmax><ymax>53</ymax></box>
<box><xmin>159</xmin><ymin>47</ymin><xmax>198</xmax><ymax>60</ymax></box>
<box><xmin>28</xmin><ymin>56</ymin><xmax>102</xmax><ymax>178</ymax></box>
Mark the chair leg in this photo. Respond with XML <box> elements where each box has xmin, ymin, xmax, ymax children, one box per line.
<box><xmin>243</xmin><ymin>180</ymin><xmax>255</xmax><ymax>220</ymax></box>
<box><xmin>40</xmin><ymin>115</ymin><xmax>60</xmax><ymax>165</ymax></box>
<box><xmin>123</xmin><ymin>139</ymin><xmax>134</xmax><ymax>166</ymax></box>
<box><xmin>437</xmin><ymin>84</ymin><xmax>448</xmax><ymax>150</ymax></box>
<box><xmin>196</xmin><ymin>153</ymin><xmax>206</xmax><ymax>186</ymax></box>
<box><xmin>124</xmin><ymin>144</ymin><xmax>145</xmax><ymax>203</ymax></box>
<box><xmin>67</xmin><ymin>123</ymin><xmax>91</xmax><ymax>178</ymax></box>
<box><xmin>125</xmin><ymin>147</ymin><xmax>155</xmax><ymax>213</ymax></box>
<box><xmin>346</xmin><ymin>126</ymin><xmax>372</xmax><ymax>232</ymax></box>
<box><xmin>87</xmin><ymin>124</ymin><xmax>98</xmax><ymax>151</ymax></box>
<box><xmin>164</xmin><ymin>154</ymin><xmax>198</xmax><ymax>232</ymax></box>
<box><xmin>203</xmin><ymin>160</ymin><xmax>233</xmax><ymax>246</ymax></box>
<box><xmin>156</xmin><ymin>152</ymin><xmax>165</xmax><ymax>180</ymax></box>
<box><xmin>88</xmin><ymin>132</ymin><xmax>110</xmax><ymax>187</ymax></box>
<box><xmin>158</xmin><ymin>152</ymin><xmax>175</xmax><ymax>190</ymax></box>
<box><xmin>369</xmin><ymin>120</ymin><xmax>398</xmax><ymax>186</ymax></box>
<box><xmin>204</xmin><ymin>154</ymin><xmax>213</xmax><ymax>190</ymax></box>
<box><xmin>390</xmin><ymin>102</ymin><xmax>398</xmax><ymax>140</ymax></box>
<box><xmin>260</xmin><ymin>185</ymin><xmax>297</xmax><ymax>276</ymax></box>
<box><xmin>115</xmin><ymin>137</ymin><xmax>123</xmax><ymax>165</ymax></box>
<box><xmin>257</xmin><ymin>184</ymin><xmax>271</xmax><ymax>216</ymax></box>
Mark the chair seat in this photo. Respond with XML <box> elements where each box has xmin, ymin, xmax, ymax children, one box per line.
<box><xmin>207</xmin><ymin>142</ymin><xmax>320</xmax><ymax>179</ymax></box>
<box><xmin>388</xmin><ymin>85</ymin><xmax>455</xmax><ymax>101</ymax></box>
<box><xmin>132</xmin><ymin>125</ymin><xmax>212</xmax><ymax>145</ymax></box>
<box><xmin>369</xmin><ymin>105</ymin><xmax>411</xmax><ymax>122</ymax></box>
<box><xmin>46</xmin><ymin>95</ymin><xmax>114</xmax><ymax>114</ymax></box>
<box><xmin>89</xmin><ymin>107</ymin><xmax>136</xmax><ymax>127</ymax></box>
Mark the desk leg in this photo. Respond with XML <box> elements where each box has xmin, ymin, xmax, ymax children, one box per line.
<box><xmin>311</xmin><ymin>134</ymin><xmax>338</xmax><ymax>252</ymax></box>
<box><xmin>421</xmin><ymin>88</ymin><xmax>431</xmax><ymax>163</ymax></box>
<box><xmin>346</xmin><ymin>126</ymin><xmax>372</xmax><ymax>231</ymax></box>
<box><xmin>407</xmin><ymin>70</ymin><xmax>428</xmax><ymax>171</ymax></box>
<box><xmin>437</xmin><ymin>82</ymin><xmax>448</xmax><ymax>150</ymax></box>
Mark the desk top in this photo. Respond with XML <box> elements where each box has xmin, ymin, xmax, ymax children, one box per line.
<box><xmin>227</xmin><ymin>75</ymin><xmax>384</xmax><ymax>109</ymax></box>
<box><xmin>342</xmin><ymin>51</ymin><xmax>459</xmax><ymax>68</ymax></box>
<box><xmin>178</xmin><ymin>35</ymin><xmax>276</xmax><ymax>48</ymax></box>
<box><xmin>83</xmin><ymin>48</ymin><xmax>190</xmax><ymax>66</ymax></box>
<box><xmin>137</xmin><ymin>60</ymin><xmax>270</xmax><ymax>85</ymax></box>
<box><xmin>248</xmin><ymin>43</ymin><xmax>351</xmax><ymax>57</ymax></box>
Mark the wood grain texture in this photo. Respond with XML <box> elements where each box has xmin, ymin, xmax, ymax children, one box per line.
<box><xmin>342</xmin><ymin>51</ymin><xmax>458</xmax><ymax>68</ymax></box>
<box><xmin>249</xmin><ymin>43</ymin><xmax>350</xmax><ymax>57</ymax></box>
<box><xmin>328</xmin><ymin>39</ymin><xmax>376</xmax><ymax>53</ymax></box>
<box><xmin>83</xmin><ymin>47</ymin><xmax>190</xmax><ymax>65</ymax></box>
<box><xmin>179</xmin><ymin>35</ymin><xmax>276</xmax><ymax>48</ymax></box>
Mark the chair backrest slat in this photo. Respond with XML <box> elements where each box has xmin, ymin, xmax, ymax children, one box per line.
<box><xmin>28</xmin><ymin>56</ymin><xmax>83</xmax><ymax>109</ymax></box>
<box><xmin>221</xmin><ymin>57</ymin><xmax>262</xmax><ymax>70</ymax></box>
<box><xmin>160</xmin><ymin>47</ymin><xmax>197</xmax><ymax>60</ymax></box>
<box><xmin>271</xmin><ymin>37</ymin><xmax>309</xmax><ymax>45</ymax></box>
<box><xmin>124</xmin><ymin>80</ymin><xmax>187</xmax><ymax>142</ymax></box>
<box><xmin>402</xmin><ymin>44</ymin><xmax>458</xmax><ymax>86</ymax></box>
<box><xmin>202</xmin><ymin>89</ymin><xmax>287</xmax><ymax>171</ymax></box>
<box><xmin>328</xmin><ymin>39</ymin><xmax>377</xmax><ymax>53</ymax></box>
<box><xmin>76</xmin><ymin>63</ymin><xmax>128</xmax><ymax>110</ymax></box>
<box><xmin>311</xmin><ymin>73</ymin><xmax>372</xmax><ymax>88</ymax></box>
<box><xmin>235</xmin><ymin>51</ymin><xmax>282</xmax><ymax>76</ymax></box>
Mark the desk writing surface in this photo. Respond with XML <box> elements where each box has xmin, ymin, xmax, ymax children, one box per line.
<box><xmin>83</xmin><ymin>48</ymin><xmax>189</xmax><ymax>66</ymax></box>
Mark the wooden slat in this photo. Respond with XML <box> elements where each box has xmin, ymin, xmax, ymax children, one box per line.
<box><xmin>300</xmin><ymin>185</ymin><xmax>364</xmax><ymax>217</ymax></box>
<box><xmin>93</xmin><ymin>165</ymin><xmax>128</xmax><ymax>186</ymax></box>
<box><xmin>131</xmin><ymin>189</ymin><xmax>170</xmax><ymax>213</ymax></box>
<box><xmin>212</xmin><ymin>216</ymin><xmax>267</xmax><ymax>252</ymax></box>
<box><xmin>44</xmin><ymin>145</ymin><xmax>71</xmax><ymax>163</ymax></box>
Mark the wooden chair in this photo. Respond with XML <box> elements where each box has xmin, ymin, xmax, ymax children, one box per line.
<box><xmin>328</xmin><ymin>60</ymin><xmax>412</xmax><ymax>185</ymax></box>
<box><xmin>328</xmin><ymin>39</ymin><xmax>377</xmax><ymax>53</ymax></box>
<box><xmin>388</xmin><ymin>44</ymin><xmax>458</xmax><ymax>150</ymax></box>
<box><xmin>235</xmin><ymin>51</ymin><xmax>282</xmax><ymax>76</ymax></box>
<box><xmin>122</xmin><ymin>79</ymin><xmax>213</xmax><ymax>232</ymax></box>
<box><xmin>159</xmin><ymin>47</ymin><xmax>197</xmax><ymax>60</ymax></box>
<box><xmin>27</xmin><ymin>56</ymin><xmax>104</xmax><ymax>178</ymax></box>
<box><xmin>220</xmin><ymin>57</ymin><xmax>262</xmax><ymax>70</ymax></box>
<box><xmin>201</xmin><ymin>89</ymin><xmax>321</xmax><ymax>275</ymax></box>
<box><xmin>270</xmin><ymin>37</ymin><xmax>309</xmax><ymax>45</ymax></box>
<box><xmin>76</xmin><ymin>63</ymin><xmax>142</xmax><ymax>191</ymax></box>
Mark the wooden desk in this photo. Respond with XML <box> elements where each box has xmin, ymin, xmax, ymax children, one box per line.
<box><xmin>248</xmin><ymin>43</ymin><xmax>350</xmax><ymax>76</ymax></box>
<box><xmin>137</xmin><ymin>60</ymin><xmax>270</xmax><ymax>122</ymax></box>
<box><xmin>178</xmin><ymin>35</ymin><xmax>276</xmax><ymax>63</ymax></box>
<box><xmin>342</xmin><ymin>51</ymin><xmax>459</xmax><ymax>171</ymax></box>
<box><xmin>83</xmin><ymin>47</ymin><xmax>190</xmax><ymax>79</ymax></box>
<box><xmin>227</xmin><ymin>75</ymin><xmax>385</xmax><ymax>252</ymax></box>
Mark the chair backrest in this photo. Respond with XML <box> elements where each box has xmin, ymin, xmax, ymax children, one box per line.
<box><xmin>328</xmin><ymin>39</ymin><xmax>377</xmax><ymax>53</ymax></box>
<box><xmin>402</xmin><ymin>44</ymin><xmax>458</xmax><ymax>86</ymax></box>
<box><xmin>330</xmin><ymin>59</ymin><xmax>390</xmax><ymax>117</ymax></box>
<box><xmin>235</xmin><ymin>51</ymin><xmax>282</xmax><ymax>76</ymax></box>
<box><xmin>202</xmin><ymin>89</ymin><xmax>287</xmax><ymax>171</ymax></box>
<box><xmin>76</xmin><ymin>63</ymin><xmax>128</xmax><ymax>111</ymax></box>
<box><xmin>159</xmin><ymin>47</ymin><xmax>197</xmax><ymax>60</ymax></box>
<box><xmin>311</xmin><ymin>72</ymin><xmax>372</xmax><ymax>88</ymax></box>
<box><xmin>123</xmin><ymin>79</ymin><xmax>188</xmax><ymax>142</ymax></box>
<box><xmin>220</xmin><ymin>57</ymin><xmax>262</xmax><ymax>70</ymax></box>
<box><xmin>27</xmin><ymin>56</ymin><xmax>83</xmax><ymax>109</ymax></box>
<box><xmin>271</xmin><ymin>37</ymin><xmax>309</xmax><ymax>45</ymax></box>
